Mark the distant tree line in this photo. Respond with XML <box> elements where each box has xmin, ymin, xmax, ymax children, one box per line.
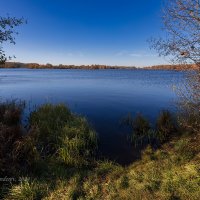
<box><xmin>0</xmin><ymin>61</ymin><xmax>198</xmax><ymax>70</ymax></box>
<box><xmin>0</xmin><ymin>62</ymin><xmax>137</xmax><ymax>70</ymax></box>
<box><xmin>144</xmin><ymin>64</ymin><xmax>199</xmax><ymax>71</ymax></box>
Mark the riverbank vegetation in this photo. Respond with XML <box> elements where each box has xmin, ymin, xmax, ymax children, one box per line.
<box><xmin>0</xmin><ymin>97</ymin><xmax>199</xmax><ymax>200</ymax></box>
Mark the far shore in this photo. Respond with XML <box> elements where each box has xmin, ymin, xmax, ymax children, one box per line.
<box><xmin>0</xmin><ymin>62</ymin><xmax>198</xmax><ymax>71</ymax></box>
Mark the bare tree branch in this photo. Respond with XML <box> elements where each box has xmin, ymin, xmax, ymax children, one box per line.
<box><xmin>150</xmin><ymin>0</ymin><xmax>200</xmax><ymax>69</ymax></box>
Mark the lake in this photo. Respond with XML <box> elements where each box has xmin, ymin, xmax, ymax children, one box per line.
<box><xmin>0</xmin><ymin>68</ymin><xmax>185</xmax><ymax>164</ymax></box>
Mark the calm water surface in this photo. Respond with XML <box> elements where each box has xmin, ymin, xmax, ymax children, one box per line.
<box><xmin>0</xmin><ymin>69</ymin><xmax>185</xmax><ymax>164</ymax></box>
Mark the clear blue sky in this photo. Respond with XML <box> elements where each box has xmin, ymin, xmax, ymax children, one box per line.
<box><xmin>1</xmin><ymin>0</ymin><xmax>168</xmax><ymax>66</ymax></box>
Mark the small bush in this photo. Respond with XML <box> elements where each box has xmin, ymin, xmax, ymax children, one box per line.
<box><xmin>124</xmin><ymin>113</ymin><xmax>151</xmax><ymax>146</ymax></box>
<box><xmin>29</xmin><ymin>104</ymin><xmax>98</xmax><ymax>167</ymax></box>
<box><xmin>131</xmin><ymin>113</ymin><xmax>151</xmax><ymax>136</ymax></box>
<box><xmin>58</xmin><ymin>117</ymin><xmax>97</xmax><ymax>166</ymax></box>
<box><xmin>156</xmin><ymin>110</ymin><xmax>177</xmax><ymax>142</ymax></box>
<box><xmin>29</xmin><ymin>104</ymin><xmax>72</xmax><ymax>157</ymax></box>
<box><xmin>124</xmin><ymin>111</ymin><xmax>179</xmax><ymax>147</ymax></box>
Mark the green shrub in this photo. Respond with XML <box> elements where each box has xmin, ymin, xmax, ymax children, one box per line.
<box><xmin>131</xmin><ymin>113</ymin><xmax>151</xmax><ymax>136</ymax></box>
<box><xmin>58</xmin><ymin>117</ymin><xmax>97</xmax><ymax>166</ymax></box>
<box><xmin>29</xmin><ymin>104</ymin><xmax>72</xmax><ymax>157</ymax></box>
<box><xmin>124</xmin><ymin>113</ymin><xmax>151</xmax><ymax>146</ymax></box>
<box><xmin>124</xmin><ymin>111</ymin><xmax>179</xmax><ymax>147</ymax></box>
<box><xmin>156</xmin><ymin>110</ymin><xmax>177</xmax><ymax>142</ymax></box>
<box><xmin>29</xmin><ymin>104</ymin><xmax>98</xmax><ymax>167</ymax></box>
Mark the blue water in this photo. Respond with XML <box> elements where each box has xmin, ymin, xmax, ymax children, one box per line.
<box><xmin>0</xmin><ymin>68</ymin><xmax>185</xmax><ymax>164</ymax></box>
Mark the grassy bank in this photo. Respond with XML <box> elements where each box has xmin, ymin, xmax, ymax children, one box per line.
<box><xmin>0</xmin><ymin>102</ymin><xmax>199</xmax><ymax>200</ymax></box>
